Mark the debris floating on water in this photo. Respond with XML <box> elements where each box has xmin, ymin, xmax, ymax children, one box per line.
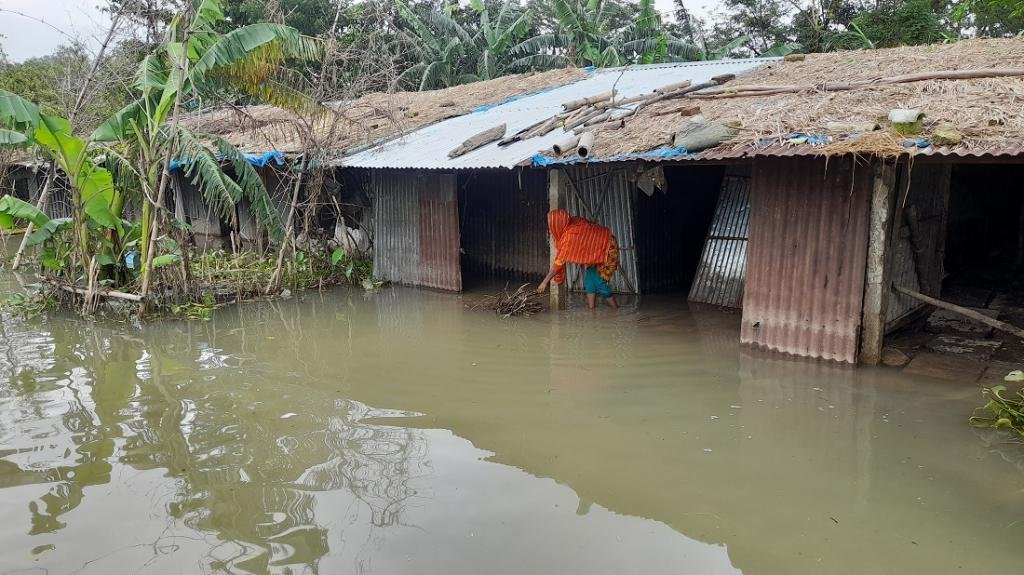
<box><xmin>472</xmin><ymin>284</ymin><xmax>545</xmax><ymax>317</ymax></box>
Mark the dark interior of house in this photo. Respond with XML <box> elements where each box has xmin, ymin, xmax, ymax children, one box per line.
<box><xmin>635</xmin><ymin>165</ymin><xmax>725</xmax><ymax>294</ymax></box>
<box><xmin>943</xmin><ymin>164</ymin><xmax>1024</xmax><ymax>308</ymax></box>
<box><xmin>457</xmin><ymin>169</ymin><xmax>549</xmax><ymax>290</ymax></box>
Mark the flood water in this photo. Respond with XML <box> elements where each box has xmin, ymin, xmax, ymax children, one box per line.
<box><xmin>0</xmin><ymin>273</ymin><xmax>1022</xmax><ymax>574</ymax></box>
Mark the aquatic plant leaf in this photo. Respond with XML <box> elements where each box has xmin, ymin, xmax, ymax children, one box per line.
<box><xmin>331</xmin><ymin>248</ymin><xmax>346</xmax><ymax>266</ymax></box>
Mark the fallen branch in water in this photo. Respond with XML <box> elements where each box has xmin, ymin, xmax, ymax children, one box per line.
<box><xmin>472</xmin><ymin>283</ymin><xmax>545</xmax><ymax>317</ymax></box>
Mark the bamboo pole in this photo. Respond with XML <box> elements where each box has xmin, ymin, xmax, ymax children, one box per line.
<box><xmin>692</xmin><ymin>68</ymin><xmax>1024</xmax><ymax>100</ymax></box>
<box><xmin>893</xmin><ymin>285</ymin><xmax>1024</xmax><ymax>340</ymax></box>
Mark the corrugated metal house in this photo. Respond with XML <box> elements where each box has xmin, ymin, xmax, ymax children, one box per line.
<box><xmin>164</xmin><ymin>37</ymin><xmax>1024</xmax><ymax>366</ymax></box>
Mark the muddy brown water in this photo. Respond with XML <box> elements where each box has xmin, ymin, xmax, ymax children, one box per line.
<box><xmin>0</xmin><ymin>274</ymin><xmax>1022</xmax><ymax>574</ymax></box>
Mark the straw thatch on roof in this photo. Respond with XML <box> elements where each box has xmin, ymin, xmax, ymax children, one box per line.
<box><xmin>181</xmin><ymin>67</ymin><xmax>586</xmax><ymax>155</ymax></box>
<box><xmin>181</xmin><ymin>38</ymin><xmax>1023</xmax><ymax>163</ymax></box>
<box><xmin>595</xmin><ymin>38</ymin><xmax>1024</xmax><ymax>158</ymax></box>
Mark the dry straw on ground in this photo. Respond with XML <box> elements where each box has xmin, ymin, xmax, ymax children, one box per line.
<box><xmin>596</xmin><ymin>38</ymin><xmax>1024</xmax><ymax>158</ymax></box>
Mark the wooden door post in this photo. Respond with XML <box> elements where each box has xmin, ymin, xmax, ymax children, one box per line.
<box><xmin>548</xmin><ymin>169</ymin><xmax>566</xmax><ymax>310</ymax></box>
<box><xmin>860</xmin><ymin>160</ymin><xmax>897</xmax><ymax>365</ymax></box>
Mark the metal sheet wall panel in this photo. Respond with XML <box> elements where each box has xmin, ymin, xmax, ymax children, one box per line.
<box><xmin>689</xmin><ymin>172</ymin><xmax>752</xmax><ymax>307</ymax></box>
<box><xmin>418</xmin><ymin>174</ymin><xmax>462</xmax><ymax>291</ymax></box>
<box><xmin>373</xmin><ymin>171</ymin><xmax>421</xmax><ymax>286</ymax></box>
<box><xmin>563</xmin><ymin>166</ymin><xmax>639</xmax><ymax>294</ymax></box>
<box><xmin>372</xmin><ymin>171</ymin><xmax>462</xmax><ymax>291</ymax></box>
<box><xmin>741</xmin><ymin>157</ymin><xmax>873</xmax><ymax>364</ymax></box>
<box><xmin>458</xmin><ymin>170</ymin><xmax>549</xmax><ymax>280</ymax></box>
<box><xmin>173</xmin><ymin>173</ymin><xmax>222</xmax><ymax>236</ymax></box>
<box><xmin>886</xmin><ymin>163</ymin><xmax>950</xmax><ymax>328</ymax></box>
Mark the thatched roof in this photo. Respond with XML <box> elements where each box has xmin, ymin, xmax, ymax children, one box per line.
<box><xmin>596</xmin><ymin>37</ymin><xmax>1024</xmax><ymax>159</ymax></box>
<box><xmin>181</xmin><ymin>68</ymin><xmax>587</xmax><ymax>156</ymax></box>
<box><xmin>183</xmin><ymin>38</ymin><xmax>1024</xmax><ymax>164</ymax></box>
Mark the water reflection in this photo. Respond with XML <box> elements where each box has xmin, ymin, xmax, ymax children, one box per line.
<box><xmin>0</xmin><ymin>283</ymin><xmax>1021</xmax><ymax>575</ymax></box>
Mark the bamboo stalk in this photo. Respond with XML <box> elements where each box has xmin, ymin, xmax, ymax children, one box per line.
<box><xmin>892</xmin><ymin>284</ymin><xmax>1024</xmax><ymax>340</ymax></box>
<box><xmin>693</xmin><ymin>68</ymin><xmax>1024</xmax><ymax>100</ymax></box>
<box><xmin>51</xmin><ymin>282</ymin><xmax>144</xmax><ymax>302</ymax></box>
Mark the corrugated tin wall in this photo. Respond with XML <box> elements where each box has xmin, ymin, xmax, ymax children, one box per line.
<box><xmin>373</xmin><ymin>170</ymin><xmax>462</xmax><ymax>291</ymax></box>
<box><xmin>741</xmin><ymin>157</ymin><xmax>873</xmax><ymax>364</ymax></box>
<box><xmin>458</xmin><ymin>170</ymin><xmax>549</xmax><ymax>281</ymax></box>
<box><xmin>172</xmin><ymin>173</ymin><xmax>222</xmax><ymax>236</ymax></box>
<box><xmin>689</xmin><ymin>166</ymin><xmax>752</xmax><ymax>307</ymax></box>
<box><xmin>886</xmin><ymin>163</ymin><xmax>950</xmax><ymax>328</ymax></box>
<box><xmin>563</xmin><ymin>166</ymin><xmax>639</xmax><ymax>294</ymax></box>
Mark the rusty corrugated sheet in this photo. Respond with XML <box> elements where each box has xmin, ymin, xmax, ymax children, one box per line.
<box><xmin>689</xmin><ymin>170</ymin><xmax>752</xmax><ymax>307</ymax></box>
<box><xmin>563</xmin><ymin>166</ymin><xmax>639</xmax><ymax>294</ymax></box>
<box><xmin>418</xmin><ymin>174</ymin><xmax>462</xmax><ymax>291</ymax></box>
<box><xmin>741</xmin><ymin>157</ymin><xmax>873</xmax><ymax>364</ymax></box>
<box><xmin>372</xmin><ymin>171</ymin><xmax>462</xmax><ymax>291</ymax></box>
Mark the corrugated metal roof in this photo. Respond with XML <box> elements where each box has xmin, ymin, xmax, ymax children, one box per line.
<box><xmin>645</xmin><ymin>143</ymin><xmax>1024</xmax><ymax>163</ymax></box>
<box><xmin>343</xmin><ymin>59</ymin><xmax>772</xmax><ymax>170</ymax></box>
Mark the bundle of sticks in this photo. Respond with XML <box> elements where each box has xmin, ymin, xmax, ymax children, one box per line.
<box><xmin>497</xmin><ymin>74</ymin><xmax>737</xmax><ymax>149</ymax></box>
<box><xmin>472</xmin><ymin>283</ymin><xmax>545</xmax><ymax>317</ymax></box>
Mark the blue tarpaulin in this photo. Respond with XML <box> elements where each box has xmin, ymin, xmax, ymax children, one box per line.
<box><xmin>169</xmin><ymin>150</ymin><xmax>285</xmax><ymax>171</ymax></box>
<box><xmin>532</xmin><ymin>146</ymin><xmax>690</xmax><ymax>167</ymax></box>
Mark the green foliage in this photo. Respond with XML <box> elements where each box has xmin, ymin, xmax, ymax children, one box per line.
<box><xmin>971</xmin><ymin>385</ymin><xmax>1024</xmax><ymax>438</ymax></box>
<box><xmin>0</xmin><ymin>291</ymin><xmax>56</xmax><ymax>319</ymax></box>
<box><xmin>221</xmin><ymin>0</ymin><xmax>337</xmax><ymax>36</ymax></box>
<box><xmin>953</xmin><ymin>0</ymin><xmax>1024</xmax><ymax>36</ymax></box>
<box><xmin>847</xmin><ymin>0</ymin><xmax>948</xmax><ymax>48</ymax></box>
<box><xmin>171</xmin><ymin>292</ymin><xmax>219</xmax><ymax>320</ymax></box>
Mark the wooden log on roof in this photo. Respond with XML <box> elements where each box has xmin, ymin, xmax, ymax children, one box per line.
<box><xmin>551</xmin><ymin>135</ymin><xmax>580</xmax><ymax>156</ymax></box>
<box><xmin>653</xmin><ymin>80</ymin><xmax>692</xmax><ymax>94</ymax></box>
<box><xmin>577</xmin><ymin>132</ymin><xmax>595</xmax><ymax>159</ymax></box>
<box><xmin>574</xmin><ymin>119</ymin><xmax>626</xmax><ymax>134</ymax></box>
<box><xmin>561</xmin><ymin>90</ymin><xmax>616</xmax><ymax>112</ymax></box>
<box><xmin>449</xmin><ymin>124</ymin><xmax>507</xmax><ymax>158</ymax></box>
<box><xmin>564</xmin><ymin>108</ymin><xmax>606</xmax><ymax>131</ymax></box>
<box><xmin>595</xmin><ymin>93</ymin><xmax>648</xmax><ymax>109</ymax></box>
<box><xmin>653</xmin><ymin>105</ymin><xmax>701</xmax><ymax>117</ymax></box>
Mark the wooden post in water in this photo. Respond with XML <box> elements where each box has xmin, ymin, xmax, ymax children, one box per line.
<box><xmin>860</xmin><ymin>160</ymin><xmax>897</xmax><ymax>365</ymax></box>
<box><xmin>548</xmin><ymin>169</ymin><xmax>566</xmax><ymax>310</ymax></box>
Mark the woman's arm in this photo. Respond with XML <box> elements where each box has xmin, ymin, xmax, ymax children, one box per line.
<box><xmin>536</xmin><ymin>263</ymin><xmax>561</xmax><ymax>294</ymax></box>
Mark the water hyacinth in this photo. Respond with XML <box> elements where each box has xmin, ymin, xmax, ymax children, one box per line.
<box><xmin>970</xmin><ymin>385</ymin><xmax>1024</xmax><ymax>437</ymax></box>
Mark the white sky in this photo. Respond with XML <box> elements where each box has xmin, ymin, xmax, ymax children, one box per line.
<box><xmin>0</xmin><ymin>0</ymin><xmax>723</xmax><ymax>63</ymax></box>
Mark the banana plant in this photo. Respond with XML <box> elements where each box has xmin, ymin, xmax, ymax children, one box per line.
<box><xmin>470</xmin><ymin>0</ymin><xmax>534</xmax><ymax>80</ymax></box>
<box><xmin>90</xmin><ymin>0</ymin><xmax>320</xmax><ymax>291</ymax></box>
<box><xmin>394</xmin><ymin>0</ymin><xmax>480</xmax><ymax>90</ymax></box>
<box><xmin>0</xmin><ymin>89</ymin><xmax>121</xmax><ymax>274</ymax></box>
<box><xmin>1</xmin><ymin>0</ymin><xmax>321</xmax><ymax>297</ymax></box>
<box><xmin>620</xmin><ymin>0</ymin><xmax>700</xmax><ymax>64</ymax></box>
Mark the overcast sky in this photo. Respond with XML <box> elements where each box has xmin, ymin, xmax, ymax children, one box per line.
<box><xmin>1</xmin><ymin>0</ymin><xmax>723</xmax><ymax>63</ymax></box>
